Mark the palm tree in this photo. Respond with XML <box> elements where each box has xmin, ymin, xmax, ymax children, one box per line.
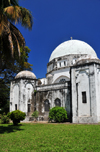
<box><xmin>0</xmin><ymin>0</ymin><xmax>33</xmax><ymax>57</ymax></box>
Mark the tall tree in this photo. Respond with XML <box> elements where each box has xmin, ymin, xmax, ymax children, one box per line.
<box><xmin>0</xmin><ymin>0</ymin><xmax>33</xmax><ymax>57</ymax></box>
<box><xmin>0</xmin><ymin>0</ymin><xmax>33</xmax><ymax>114</ymax></box>
<box><xmin>0</xmin><ymin>46</ymin><xmax>33</xmax><ymax>114</ymax></box>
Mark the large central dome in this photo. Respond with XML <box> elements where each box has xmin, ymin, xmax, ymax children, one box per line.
<box><xmin>49</xmin><ymin>40</ymin><xmax>97</xmax><ymax>61</ymax></box>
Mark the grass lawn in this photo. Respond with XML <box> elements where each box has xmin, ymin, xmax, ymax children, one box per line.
<box><xmin>0</xmin><ymin>123</ymin><xmax>100</xmax><ymax>152</ymax></box>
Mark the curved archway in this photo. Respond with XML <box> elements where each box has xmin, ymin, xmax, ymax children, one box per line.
<box><xmin>44</xmin><ymin>99</ymin><xmax>50</xmax><ymax>112</ymax></box>
<box><xmin>54</xmin><ymin>75</ymin><xmax>70</xmax><ymax>83</ymax></box>
<box><xmin>55</xmin><ymin>98</ymin><xmax>61</xmax><ymax>107</ymax></box>
<box><xmin>13</xmin><ymin>84</ymin><xmax>19</xmax><ymax>110</ymax></box>
<box><xmin>26</xmin><ymin>83</ymin><xmax>33</xmax><ymax>103</ymax></box>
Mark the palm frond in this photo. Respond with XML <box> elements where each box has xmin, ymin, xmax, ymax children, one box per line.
<box><xmin>4</xmin><ymin>6</ymin><xmax>21</xmax><ymax>24</ymax></box>
<box><xmin>10</xmin><ymin>23</ymin><xmax>25</xmax><ymax>47</ymax></box>
<box><xmin>0</xmin><ymin>14</ymin><xmax>8</xmax><ymax>35</ymax></box>
<box><xmin>0</xmin><ymin>0</ymin><xmax>19</xmax><ymax>11</ymax></box>
<box><xmin>11</xmin><ymin>32</ymin><xmax>20</xmax><ymax>56</ymax></box>
<box><xmin>4</xmin><ymin>6</ymin><xmax>33</xmax><ymax>30</ymax></box>
<box><xmin>8</xmin><ymin>32</ymin><xmax>14</xmax><ymax>57</ymax></box>
<box><xmin>10</xmin><ymin>0</ymin><xmax>19</xmax><ymax>6</ymax></box>
<box><xmin>20</xmin><ymin>7</ymin><xmax>33</xmax><ymax>30</ymax></box>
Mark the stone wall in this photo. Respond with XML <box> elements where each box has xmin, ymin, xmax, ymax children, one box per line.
<box><xmin>30</xmin><ymin>82</ymin><xmax>71</xmax><ymax>121</ymax></box>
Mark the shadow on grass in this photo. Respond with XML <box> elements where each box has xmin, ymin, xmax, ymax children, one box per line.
<box><xmin>0</xmin><ymin>124</ymin><xmax>24</xmax><ymax>134</ymax></box>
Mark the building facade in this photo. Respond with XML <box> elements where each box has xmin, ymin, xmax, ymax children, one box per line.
<box><xmin>10</xmin><ymin>39</ymin><xmax>100</xmax><ymax>123</ymax></box>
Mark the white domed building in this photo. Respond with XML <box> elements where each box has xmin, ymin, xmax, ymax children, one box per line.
<box><xmin>10</xmin><ymin>39</ymin><xmax>100</xmax><ymax>123</ymax></box>
<box><xmin>10</xmin><ymin>71</ymin><xmax>37</xmax><ymax>119</ymax></box>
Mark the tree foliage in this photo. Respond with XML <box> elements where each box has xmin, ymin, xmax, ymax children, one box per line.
<box><xmin>32</xmin><ymin>111</ymin><xmax>39</xmax><ymax>117</ymax></box>
<box><xmin>0</xmin><ymin>0</ymin><xmax>33</xmax><ymax>114</ymax></box>
<box><xmin>8</xmin><ymin>110</ymin><xmax>26</xmax><ymax>125</ymax></box>
<box><xmin>0</xmin><ymin>0</ymin><xmax>33</xmax><ymax>56</ymax></box>
<box><xmin>0</xmin><ymin>46</ymin><xmax>33</xmax><ymax>114</ymax></box>
<box><xmin>0</xmin><ymin>79</ymin><xmax>10</xmax><ymax>114</ymax></box>
<box><xmin>49</xmin><ymin>106</ymin><xmax>68</xmax><ymax>123</ymax></box>
<box><xmin>0</xmin><ymin>113</ymin><xmax>10</xmax><ymax>124</ymax></box>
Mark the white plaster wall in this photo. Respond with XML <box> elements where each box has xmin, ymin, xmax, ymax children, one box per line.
<box><xmin>40</xmin><ymin>78</ymin><xmax>47</xmax><ymax>85</ymax></box>
<box><xmin>71</xmin><ymin>65</ymin><xmax>99</xmax><ymax>123</ymax></box>
<box><xmin>47</xmin><ymin>64</ymin><xmax>53</xmax><ymax>72</ymax></box>
<box><xmin>73</xmin><ymin>58</ymin><xmax>77</xmax><ymax>64</ymax></box>
<box><xmin>54</xmin><ymin>76</ymin><xmax>69</xmax><ymax>83</ymax></box>
<box><xmin>12</xmin><ymin>84</ymin><xmax>19</xmax><ymax>111</ymax></box>
<box><xmin>96</xmin><ymin>68</ymin><xmax>100</xmax><ymax>122</ymax></box>
<box><xmin>25</xmin><ymin>83</ymin><xmax>33</xmax><ymax>113</ymax></box>
<box><xmin>51</xmin><ymin>68</ymin><xmax>70</xmax><ymax>83</ymax></box>
<box><xmin>71</xmin><ymin>68</ymin><xmax>78</xmax><ymax>123</ymax></box>
<box><xmin>10</xmin><ymin>79</ymin><xmax>36</xmax><ymax>115</ymax></box>
<box><xmin>76</xmin><ymin>70</ymin><xmax>90</xmax><ymax>117</ymax></box>
<box><xmin>10</xmin><ymin>82</ymin><xmax>13</xmax><ymax>112</ymax></box>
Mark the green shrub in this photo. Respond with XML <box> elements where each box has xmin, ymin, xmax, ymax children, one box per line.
<box><xmin>49</xmin><ymin>106</ymin><xmax>68</xmax><ymax>123</ymax></box>
<box><xmin>32</xmin><ymin>111</ymin><xmax>39</xmax><ymax>121</ymax></box>
<box><xmin>8</xmin><ymin>110</ymin><xmax>26</xmax><ymax>125</ymax></box>
<box><xmin>0</xmin><ymin>114</ymin><xmax>2</xmax><ymax>119</ymax></box>
<box><xmin>1</xmin><ymin>113</ymin><xmax>10</xmax><ymax>124</ymax></box>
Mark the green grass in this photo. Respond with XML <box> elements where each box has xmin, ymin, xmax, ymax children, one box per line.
<box><xmin>0</xmin><ymin>123</ymin><xmax>100</xmax><ymax>152</ymax></box>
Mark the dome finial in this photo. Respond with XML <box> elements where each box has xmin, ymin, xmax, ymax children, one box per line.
<box><xmin>70</xmin><ymin>37</ymin><xmax>73</xmax><ymax>40</ymax></box>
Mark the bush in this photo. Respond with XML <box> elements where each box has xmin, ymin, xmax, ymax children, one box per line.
<box><xmin>49</xmin><ymin>106</ymin><xmax>68</xmax><ymax>123</ymax></box>
<box><xmin>32</xmin><ymin>111</ymin><xmax>39</xmax><ymax>121</ymax></box>
<box><xmin>0</xmin><ymin>114</ymin><xmax>2</xmax><ymax>119</ymax></box>
<box><xmin>1</xmin><ymin>113</ymin><xmax>10</xmax><ymax>124</ymax></box>
<box><xmin>8</xmin><ymin>110</ymin><xmax>26</xmax><ymax>125</ymax></box>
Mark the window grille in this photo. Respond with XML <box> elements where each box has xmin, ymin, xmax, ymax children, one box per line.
<box><xmin>59</xmin><ymin>79</ymin><xmax>66</xmax><ymax>83</ymax></box>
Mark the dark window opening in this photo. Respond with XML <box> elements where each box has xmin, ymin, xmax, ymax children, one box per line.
<box><xmin>55</xmin><ymin>98</ymin><xmax>61</xmax><ymax>107</ymax></box>
<box><xmin>28</xmin><ymin>104</ymin><xmax>31</xmax><ymax>112</ymax></box>
<box><xmin>44</xmin><ymin>100</ymin><xmax>50</xmax><ymax>112</ymax></box>
<box><xmin>59</xmin><ymin>79</ymin><xmax>66</xmax><ymax>83</ymax></box>
<box><xmin>82</xmin><ymin>92</ymin><xmax>87</xmax><ymax>103</ymax></box>
<box><xmin>59</xmin><ymin>62</ymin><xmax>61</xmax><ymax>67</ymax></box>
<box><xmin>15</xmin><ymin>104</ymin><xmax>17</xmax><ymax>110</ymax></box>
<box><xmin>64</xmin><ymin>61</ymin><xmax>66</xmax><ymax>66</ymax></box>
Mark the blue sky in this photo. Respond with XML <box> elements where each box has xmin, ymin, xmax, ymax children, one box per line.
<box><xmin>16</xmin><ymin>0</ymin><xmax>100</xmax><ymax>78</ymax></box>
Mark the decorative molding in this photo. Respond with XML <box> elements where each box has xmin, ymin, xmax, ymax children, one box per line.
<box><xmin>75</xmin><ymin>68</ymin><xmax>89</xmax><ymax>79</ymax></box>
<box><xmin>24</xmin><ymin>80</ymin><xmax>35</xmax><ymax>88</ymax></box>
<box><xmin>97</xmin><ymin>68</ymin><xmax>100</xmax><ymax>74</ymax></box>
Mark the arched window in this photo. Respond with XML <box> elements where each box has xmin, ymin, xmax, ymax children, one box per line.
<box><xmin>44</xmin><ymin>100</ymin><xmax>50</xmax><ymax>112</ymax></box>
<box><xmin>59</xmin><ymin>79</ymin><xmax>66</xmax><ymax>83</ymax></box>
<box><xmin>64</xmin><ymin>61</ymin><xmax>66</xmax><ymax>66</ymax></box>
<box><xmin>55</xmin><ymin>98</ymin><xmax>61</xmax><ymax>107</ymax></box>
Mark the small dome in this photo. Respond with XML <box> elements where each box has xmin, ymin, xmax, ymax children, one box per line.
<box><xmin>47</xmin><ymin>74</ymin><xmax>53</xmax><ymax>78</ymax></box>
<box><xmin>49</xmin><ymin>40</ymin><xmax>97</xmax><ymax>61</ymax></box>
<box><xmin>15</xmin><ymin>71</ymin><xmax>36</xmax><ymax>79</ymax></box>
